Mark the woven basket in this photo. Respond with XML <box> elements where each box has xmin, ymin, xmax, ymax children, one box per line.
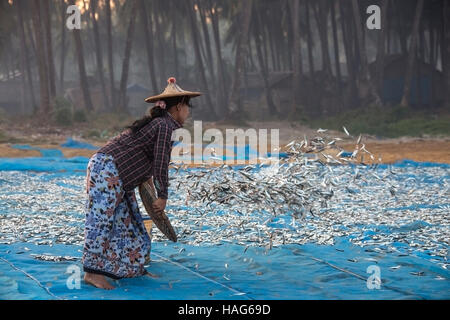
<box><xmin>139</xmin><ymin>177</ymin><xmax>177</xmax><ymax>242</ymax></box>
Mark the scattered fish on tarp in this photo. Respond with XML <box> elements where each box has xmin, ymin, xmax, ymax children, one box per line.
<box><xmin>30</xmin><ymin>254</ymin><xmax>79</xmax><ymax>262</ymax></box>
<box><xmin>0</xmin><ymin>128</ymin><xmax>448</xmax><ymax>270</ymax></box>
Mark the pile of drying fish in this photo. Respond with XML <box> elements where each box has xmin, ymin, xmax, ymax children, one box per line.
<box><xmin>0</xmin><ymin>127</ymin><xmax>448</xmax><ymax>268</ymax></box>
<box><xmin>160</xmin><ymin>128</ymin><xmax>448</xmax><ymax>264</ymax></box>
<box><xmin>30</xmin><ymin>254</ymin><xmax>79</xmax><ymax>262</ymax></box>
<box><xmin>177</xmin><ymin>127</ymin><xmax>377</xmax><ymax>218</ymax></box>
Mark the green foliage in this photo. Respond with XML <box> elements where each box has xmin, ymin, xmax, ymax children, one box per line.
<box><xmin>84</xmin><ymin>129</ymin><xmax>100</xmax><ymax>139</ymax></box>
<box><xmin>73</xmin><ymin>109</ymin><xmax>87</xmax><ymax>123</ymax></box>
<box><xmin>51</xmin><ymin>96</ymin><xmax>88</xmax><ymax>126</ymax></box>
<box><xmin>0</xmin><ymin>130</ymin><xmax>8</xmax><ymax>143</ymax></box>
<box><xmin>53</xmin><ymin>107</ymin><xmax>73</xmax><ymax>126</ymax></box>
<box><xmin>309</xmin><ymin>106</ymin><xmax>450</xmax><ymax>138</ymax></box>
<box><xmin>51</xmin><ymin>96</ymin><xmax>73</xmax><ymax>126</ymax></box>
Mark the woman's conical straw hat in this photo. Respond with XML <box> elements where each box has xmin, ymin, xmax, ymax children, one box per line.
<box><xmin>145</xmin><ymin>77</ymin><xmax>202</xmax><ymax>103</ymax></box>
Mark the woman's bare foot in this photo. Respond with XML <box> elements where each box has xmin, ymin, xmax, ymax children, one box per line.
<box><xmin>84</xmin><ymin>272</ymin><xmax>115</xmax><ymax>290</ymax></box>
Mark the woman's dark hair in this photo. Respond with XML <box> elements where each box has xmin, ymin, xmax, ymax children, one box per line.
<box><xmin>126</xmin><ymin>96</ymin><xmax>191</xmax><ymax>134</ymax></box>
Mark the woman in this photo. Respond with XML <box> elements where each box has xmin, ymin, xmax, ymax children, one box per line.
<box><xmin>82</xmin><ymin>77</ymin><xmax>200</xmax><ymax>290</ymax></box>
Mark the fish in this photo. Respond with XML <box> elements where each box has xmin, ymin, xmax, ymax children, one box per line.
<box><xmin>0</xmin><ymin>128</ymin><xmax>448</xmax><ymax>271</ymax></box>
<box><xmin>31</xmin><ymin>254</ymin><xmax>79</xmax><ymax>262</ymax></box>
<box><xmin>343</xmin><ymin>126</ymin><xmax>350</xmax><ymax>136</ymax></box>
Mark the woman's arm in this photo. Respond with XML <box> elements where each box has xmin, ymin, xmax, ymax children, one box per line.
<box><xmin>151</xmin><ymin>122</ymin><xmax>173</xmax><ymax>201</ymax></box>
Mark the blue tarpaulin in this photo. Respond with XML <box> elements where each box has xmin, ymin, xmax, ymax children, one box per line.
<box><xmin>60</xmin><ymin>138</ymin><xmax>99</xmax><ymax>150</ymax></box>
<box><xmin>0</xmin><ymin>153</ymin><xmax>448</xmax><ymax>300</ymax></box>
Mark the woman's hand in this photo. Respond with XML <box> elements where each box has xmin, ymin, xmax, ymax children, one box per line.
<box><xmin>152</xmin><ymin>198</ymin><xmax>167</xmax><ymax>213</ymax></box>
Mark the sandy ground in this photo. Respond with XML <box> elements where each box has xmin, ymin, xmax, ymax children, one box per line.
<box><xmin>0</xmin><ymin>120</ymin><xmax>449</xmax><ymax>164</ymax></box>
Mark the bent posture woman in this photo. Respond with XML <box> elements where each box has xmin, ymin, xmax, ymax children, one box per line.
<box><xmin>82</xmin><ymin>78</ymin><xmax>200</xmax><ymax>289</ymax></box>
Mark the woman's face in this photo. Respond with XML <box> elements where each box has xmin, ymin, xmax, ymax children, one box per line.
<box><xmin>175</xmin><ymin>103</ymin><xmax>190</xmax><ymax>124</ymax></box>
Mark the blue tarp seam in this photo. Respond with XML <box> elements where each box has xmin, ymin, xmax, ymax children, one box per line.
<box><xmin>152</xmin><ymin>252</ymin><xmax>253</xmax><ymax>300</ymax></box>
<box><xmin>297</xmin><ymin>251</ymin><xmax>425</xmax><ymax>299</ymax></box>
<box><xmin>0</xmin><ymin>257</ymin><xmax>62</xmax><ymax>300</ymax></box>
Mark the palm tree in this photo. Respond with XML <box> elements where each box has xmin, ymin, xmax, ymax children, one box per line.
<box><xmin>153</xmin><ymin>0</ymin><xmax>166</xmax><ymax>84</ymax></box>
<box><xmin>58</xmin><ymin>0</ymin><xmax>67</xmax><ymax>94</ymax></box>
<box><xmin>16</xmin><ymin>0</ymin><xmax>36</xmax><ymax>111</ymax></box>
<box><xmin>70</xmin><ymin>0</ymin><xmax>93</xmax><ymax>111</ymax></box>
<box><xmin>139</xmin><ymin>0</ymin><xmax>158</xmax><ymax>92</ymax></box>
<box><xmin>14</xmin><ymin>0</ymin><xmax>27</xmax><ymax>113</ymax></box>
<box><xmin>31</xmin><ymin>0</ymin><xmax>51</xmax><ymax>117</ymax></box>
<box><xmin>105</xmin><ymin>0</ymin><xmax>115</xmax><ymax>109</ymax></box>
<box><xmin>304</xmin><ymin>0</ymin><xmax>314</xmax><ymax>77</ymax></box>
<box><xmin>185</xmin><ymin>0</ymin><xmax>216</xmax><ymax>118</ymax></box>
<box><xmin>90</xmin><ymin>0</ymin><xmax>109</xmax><ymax>110</ymax></box>
<box><xmin>351</xmin><ymin>0</ymin><xmax>381</xmax><ymax>106</ymax></box>
<box><xmin>197</xmin><ymin>2</ymin><xmax>215</xmax><ymax>85</ymax></box>
<box><xmin>375</xmin><ymin>0</ymin><xmax>390</xmax><ymax>98</ymax></box>
<box><xmin>340</xmin><ymin>0</ymin><xmax>358</xmax><ymax>107</ymax></box>
<box><xmin>400</xmin><ymin>0</ymin><xmax>425</xmax><ymax>107</ymax></box>
<box><xmin>118</xmin><ymin>0</ymin><xmax>138</xmax><ymax>112</ymax></box>
<box><xmin>288</xmin><ymin>0</ymin><xmax>303</xmax><ymax>116</ymax></box>
<box><xmin>313</xmin><ymin>0</ymin><xmax>332</xmax><ymax>78</ymax></box>
<box><xmin>228</xmin><ymin>0</ymin><xmax>253</xmax><ymax>117</ymax></box>
<box><xmin>208</xmin><ymin>0</ymin><xmax>228</xmax><ymax>112</ymax></box>
<box><xmin>42</xmin><ymin>0</ymin><xmax>56</xmax><ymax>99</ymax></box>
<box><xmin>330</xmin><ymin>1</ymin><xmax>343</xmax><ymax>110</ymax></box>
<box><xmin>252</xmin><ymin>1</ymin><xmax>277</xmax><ymax>116</ymax></box>
<box><xmin>444</xmin><ymin>0</ymin><xmax>450</xmax><ymax>109</ymax></box>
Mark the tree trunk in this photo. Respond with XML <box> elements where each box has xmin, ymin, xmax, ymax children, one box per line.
<box><xmin>171</xmin><ymin>10</ymin><xmax>179</xmax><ymax>77</ymax></box>
<box><xmin>139</xmin><ymin>0</ymin><xmax>158</xmax><ymax>92</ymax></box>
<box><xmin>266</xmin><ymin>14</ymin><xmax>277</xmax><ymax>71</ymax></box>
<box><xmin>330</xmin><ymin>1</ymin><xmax>343</xmax><ymax>111</ymax></box>
<box><xmin>208</xmin><ymin>0</ymin><xmax>228</xmax><ymax>112</ymax></box>
<box><xmin>400</xmin><ymin>0</ymin><xmax>424</xmax><ymax>107</ymax></box>
<box><xmin>59</xmin><ymin>0</ymin><xmax>67</xmax><ymax>95</ymax></box>
<box><xmin>289</xmin><ymin>0</ymin><xmax>303</xmax><ymax>115</ymax></box>
<box><xmin>105</xmin><ymin>0</ymin><xmax>116</xmax><ymax>109</ymax></box>
<box><xmin>186</xmin><ymin>0</ymin><xmax>216</xmax><ymax>118</ymax></box>
<box><xmin>443</xmin><ymin>0</ymin><xmax>450</xmax><ymax>109</ymax></box>
<box><xmin>118</xmin><ymin>0</ymin><xmax>138</xmax><ymax>113</ymax></box>
<box><xmin>70</xmin><ymin>0</ymin><xmax>93</xmax><ymax>112</ymax></box>
<box><xmin>228</xmin><ymin>0</ymin><xmax>253</xmax><ymax>116</ymax></box>
<box><xmin>393</xmin><ymin>1</ymin><xmax>407</xmax><ymax>55</ymax></box>
<box><xmin>285</xmin><ymin>1</ymin><xmax>293</xmax><ymax>72</ymax></box>
<box><xmin>376</xmin><ymin>0</ymin><xmax>389</xmax><ymax>99</ymax></box>
<box><xmin>198</xmin><ymin>4</ymin><xmax>215</xmax><ymax>81</ymax></box>
<box><xmin>42</xmin><ymin>0</ymin><xmax>56</xmax><ymax>100</ymax></box>
<box><xmin>305</xmin><ymin>0</ymin><xmax>314</xmax><ymax>76</ymax></box>
<box><xmin>90</xmin><ymin>0</ymin><xmax>109</xmax><ymax>110</ymax></box>
<box><xmin>153</xmin><ymin>1</ymin><xmax>166</xmax><ymax>84</ymax></box>
<box><xmin>15</xmin><ymin>0</ymin><xmax>28</xmax><ymax>114</ymax></box>
<box><xmin>340</xmin><ymin>1</ymin><xmax>357</xmax><ymax>107</ymax></box>
<box><xmin>429</xmin><ymin>6</ymin><xmax>435</xmax><ymax>68</ymax></box>
<box><xmin>351</xmin><ymin>0</ymin><xmax>381</xmax><ymax>106</ymax></box>
<box><xmin>26</xmin><ymin>17</ymin><xmax>37</xmax><ymax>61</ymax></box>
<box><xmin>31</xmin><ymin>0</ymin><xmax>50</xmax><ymax>117</ymax></box>
<box><xmin>253</xmin><ymin>4</ymin><xmax>277</xmax><ymax>116</ymax></box>
<box><xmin>17</xmin><ymin>0</ymin><xmax>37</xmax><ymax>112</ymax></box>
<box><xmin>313</xmin><ymin>0</ymin><xmax>332</xmax><ymax>77</ymax></box>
